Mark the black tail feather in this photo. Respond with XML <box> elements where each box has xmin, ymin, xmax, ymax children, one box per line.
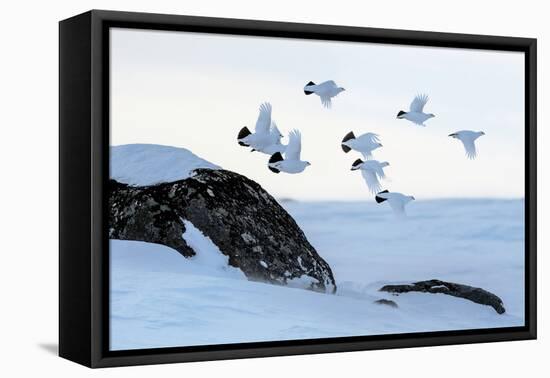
<box><xmin>237</xmin><ymin>126</ymin><xmax>252</xmax><ymax>141</ymax></box>
<box><xmin>341</xmin><ymin>131</ymin><xmax>355</xmax><ymax>152</ymax></box>
<box><xmin>352</xmin><ymin>159</ymin><xmax>363</xmax><ymax>168</ymax></box>
<box><xmin>375</xmin><ymin>190</ymin><xmax>389</xmax><ymax>203</ymax></box>
<box><xmin>304</xmin><ymin>81</ymin><xmax>316</xmax><ymax>95</ymax></box>
<box><xmin>269</xmin><ymin>152</ymin><xmax>284</xmax><ymax>164</ymax></box>
<box><xmin>268</xmin><ymin>166</ymin><xmax>280</xmax><ymax>174</ymax></box>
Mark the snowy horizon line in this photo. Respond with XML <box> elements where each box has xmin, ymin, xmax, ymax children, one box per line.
<box><xmin>278</xmin><ymin>196</ymin><xmax>525</xmax><ymax>203</ymax></box>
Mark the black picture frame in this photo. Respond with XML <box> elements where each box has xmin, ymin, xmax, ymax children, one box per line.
<box><xmin>59</xmin><ymin>9</ymin><xmax>537</xmax><ymax>368</ymax></box>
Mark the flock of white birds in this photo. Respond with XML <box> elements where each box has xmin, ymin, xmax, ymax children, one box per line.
<box><xmin>237</xmin><ymin>80</ymin><xmax>486</xmax><ymax>216</ymax></box>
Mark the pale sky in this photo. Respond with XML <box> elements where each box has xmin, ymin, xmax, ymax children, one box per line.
<box><xmin>110</xmin><ymin>28</ymin><xmax>525</xmax><ymax>201</ymax></box>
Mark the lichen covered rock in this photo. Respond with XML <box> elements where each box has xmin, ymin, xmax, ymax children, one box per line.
<box><xmin>109</xmin><ymin>169</ymin><xmax>336</xmax><ymax>293</ymax></box>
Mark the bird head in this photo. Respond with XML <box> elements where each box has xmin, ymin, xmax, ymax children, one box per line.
<box><xmin>381</xmin><ymin>162</ymin><xmax>390</xmax><ymax>167</ymax></box>
<box><xmin>351</xmin><ymin>159</ymin><xmax>363</xmax><ymax>171</ymax></box>
<box><xmin>448</xmin><ymin>133</ymin><xmax>458</xmax><ymax>139</ymax></box>
<box><xmin>409</xmin><ymin>196</ymin><xmax>416</xmax><ymax>201</ymax></box>
<box><xmin>250</xmin><ymin>149</ymin><xmax>256</xmax><ymax>153</ymax></box>
<box><xmin>338</xmin><ymin>87</ymin><xmax>346</xmax><ymax>93</ymax></box>
<box><xmin>306</xmin><ymin>161</ymin><xmax>312</xmax><ymax>166</ymax></box>
<box><xmin>479</xmin><ymin>131</ymin><xmax>486</xmax><ymax>136</ymax></box>
<box><xmin>397</xmin><ymin>111</ymin><xmax>407</xmax><ymax>119</ymax></box>
<box><xmin>428</xmin><ymin>113</ymin><xmax>436</xmax><ymax>118</ymax></box>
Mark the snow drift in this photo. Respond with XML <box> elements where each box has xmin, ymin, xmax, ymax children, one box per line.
<box><xmin>108</xmin><ymin>144</ymin><xmax>524</xmax><ymax>350</ymax></box>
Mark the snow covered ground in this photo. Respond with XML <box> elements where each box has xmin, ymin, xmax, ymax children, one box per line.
<box><xmin>110</xmin><ymin>198</ymin><xmax>525</xmax><ymax>351</ymax></box>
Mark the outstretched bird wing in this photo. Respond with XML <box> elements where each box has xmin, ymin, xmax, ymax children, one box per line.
<box><xmin>359</xmin><ymin>132</ymin><xmax>381</xmax><ymax>144</ymax></box>
<box><xmin>320</xmin><ymin>96</ymin><xmax>332</xmax><ymax>108</ymax></box>
<box><xmin>361</xmin><ymin>169</ymin><xmax>382</xmax><ymax>194</ymax></box>
<box><xmin>361</xmin><ymin>151</ymin><xmax>373</xmax><ymax>160</ymax></box>
<box><xmin>315</xmin><ymin>80</ymin><xmax>337</xmax><ymax>90</ymax></box>
<box><xmin>460</xmin><ymin>137</ymin><xmax>478</xmax><ymax>159</ymax></box>
<box><xmin>255</xmin><ymin>103</ymin><xmax>272</xmax><ymax>134</ymax></box>
<box><xmin>362</xmin><ymin>160</ymin><xmax>385</xmax><ymax>179</ymax></box>
<box><xmin>285</xmin><ymin>129</ymin><xmax>302</xmax><ymax>161</ymax></box>
<box><xmin>388</xmin><ymin>199</ymin><xmax>406</xmax><ymax>216</ymax></box>
<box><xmin>369</xmin><ymin>161</ymin><xmax>387</xmax><ymax>179</ymax></box>
<box><xmin>269</xmin><ymin>122</ymin><xmax>283</xmax><ymax>144</ymax></box>
<box><xmin>409</xmin><ymin>94</ymin><xmax>429</xmax><ymax>113</ymax></box>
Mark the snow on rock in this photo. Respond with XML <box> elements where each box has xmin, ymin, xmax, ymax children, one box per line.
<box><xmin>182</xmin><ymin>219</ymin><xmax>245</xmax><ymax>280</ymax></box>
<box><xmin>110</xmin><ymin>144</ymin><xmax>220</xmax><ymax>186</ymax></box>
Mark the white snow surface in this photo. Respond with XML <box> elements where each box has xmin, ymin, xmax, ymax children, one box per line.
<box><xmin>110</xmin><ymin>144</ymin><xmax>220</xmax><ymax>186</ymax></box>
<box><xmin>110</xmin><ymin>198</ymin><xmax>524</xmax><ymax>351</ymax></box>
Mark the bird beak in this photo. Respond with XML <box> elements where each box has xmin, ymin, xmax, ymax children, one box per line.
<box><xmin>448</xmin><ymin>134</ymin><xmax>455</xmax><ymax>137</ymax></box>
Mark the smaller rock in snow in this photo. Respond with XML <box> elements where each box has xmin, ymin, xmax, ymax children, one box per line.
<box><xmin>380</xmin><ymin>279</ymin><xmax>505</xmax><ymax>314</ymax></box>
<box><xmin>374</xmin><ymin>299</ymin><xmax>398</xmax><ymax>308</ymax></box>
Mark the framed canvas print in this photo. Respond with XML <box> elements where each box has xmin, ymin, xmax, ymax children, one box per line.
<box><xmin>59</xmin><ymin>10</ymin><xmax>537</xmax><ymax>368</ymax></box>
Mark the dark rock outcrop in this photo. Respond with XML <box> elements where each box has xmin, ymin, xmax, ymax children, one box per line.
<box><xmin>380</xmin><ymin>279</ymin><xmax>505</xmax><ymax>314</ymax></box>
<box><xmin>109</xmin><ymin>180</ymin><xmax>195</xmax><ymax>257</ymax></box>
<box><xmin>109</xmin><ymin>169</ymin><xmax>336</xmax><ymax>293</ymax></box>
<box><xmin>374</xmin><ymin>299</ymin><xmax>398</xmax><ymax>308</ymax></box>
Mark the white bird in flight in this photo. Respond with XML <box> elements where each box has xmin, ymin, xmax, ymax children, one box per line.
<box><xmin>449</xmin><ymin>130</ymin><xmax>485</xmax><ymax>159</ymax></box>
<box><xmin>351</xmin><ymin>159</ymin><xmax>390</xmax><ymax>194</ymax></box>
<box><xmin>304</xmin><ymin>80</ymin><xmax>345</xmax><ymax>108</ymax></box>
<box><xmin>397</xmin><ymin>94</ymin><xmax>435</xmax><ymax>126</ymax></box>
<box><xmin>341</xmin><ymin>131</ymin><xmax>383</xmax><ymax>159</ymax></box>
<box><xmin>268</xmin><ymin>130</ymin><xmax>311</xmax><ymax>174</ymax></box>
<box><xmin>375</xmin><ymin>190</ymin><xmax>415</xmax><ymax>216</ymax></box>
<box><xmin>253</xmin><ymin>122</ymin><xmax>287</xmax><ymax>155</ymax></box>
<box><xmin>238</xmin><ymin>103</ymin><xmax>283</xmax><ymax>153</ymax></box>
